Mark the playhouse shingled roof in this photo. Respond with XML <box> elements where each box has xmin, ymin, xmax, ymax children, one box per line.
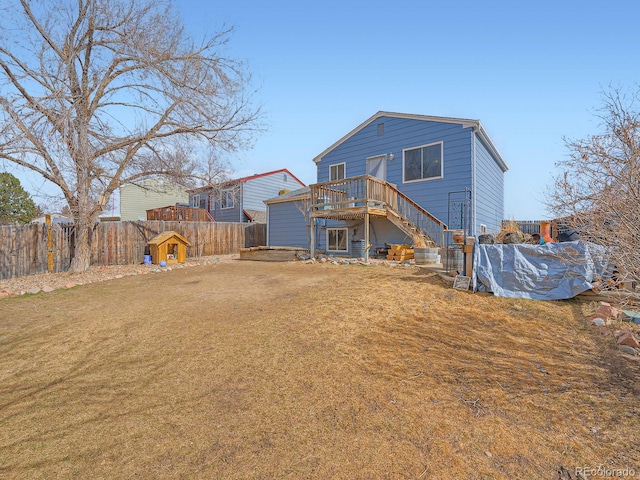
<box><xmin>147</xmin><ymin>231</ymin><xmax>191</xmax><ymax>246</ymax></box>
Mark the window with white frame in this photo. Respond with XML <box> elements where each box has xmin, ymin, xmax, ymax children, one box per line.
<box><xmin>403</xmin><ymin>142</ymin><xmax>443</xmax><ymax>182</ymax></box>
<box><xmin>326</xmin><ymin>228</ymin><xmax>348</xmax><ymax>251</ymax></box>
<box><xmin>220</xmin><ymin>188</ymin><xmax>235</xmax><ymax>209</ymax></box>
<box><xmin>190</xmin><ymin>194</ymin><xmax>200</xmax><ymax>208</ymax></box>
<box><xmin>329</xmin><ymin>163</ymin><xmax>345</xmax><ymax>181</ymax></box>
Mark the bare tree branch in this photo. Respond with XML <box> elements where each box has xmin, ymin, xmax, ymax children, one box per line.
<box><xmin>0</xmin><ymin>0</ymin><xmax>262</xmax><ymax>271</ymax></box>
<box><xmin>548</xmin><ymin>85</ymin><xmax>640</xmax><ymax>297</ymax></box>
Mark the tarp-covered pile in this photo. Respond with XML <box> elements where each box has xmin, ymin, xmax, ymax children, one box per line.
<box><xmin>473</xmin><ymin>241</ymin><xmax>611</xmax><ymax>300</ymax></box>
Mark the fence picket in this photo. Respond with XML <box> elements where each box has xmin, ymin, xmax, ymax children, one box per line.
<box><xmin>0</xmin><ymin>221</ymin><xmax>266</xmax><ymax>279</ymax></box>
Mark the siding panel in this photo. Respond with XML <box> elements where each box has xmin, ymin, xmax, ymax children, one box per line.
<box><xmin>267</xmin><ymin>200</ymin><xmax>309</xmax><ymax>248</ymax></box>
<box><xmin>244</xmin><ymin>172</ymin><xmax>303</xmax><ymax>211</ymax></box>
<box><xmin>474</xmin><ymin>134</ymin><xmax>504</xmax><ymax>234</ymax></box>
<box><xmin>119</xmin><ymin>179</ymin><xmax>188</xmax><ymax>221</ymax></box>
<box><xmin>316</xmin><ymin>116</ymin><xmax>474</xmax><ymax>227</ymax></box>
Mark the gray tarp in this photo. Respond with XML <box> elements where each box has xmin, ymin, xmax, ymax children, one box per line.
<box><xmin>472</xmin><ymin>241</ymin><xmax>611</xmax><ymax>300</ymax></box>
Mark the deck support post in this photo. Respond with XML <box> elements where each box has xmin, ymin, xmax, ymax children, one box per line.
<box><xmin>364</xmin><ymin>211</ymin><xmax>370</xmax><ymax>263</ymax></box>
<box><xmin>310</xmin><ymin>217</ymin><xmax>315</xmax><ymax>258</ymax></box>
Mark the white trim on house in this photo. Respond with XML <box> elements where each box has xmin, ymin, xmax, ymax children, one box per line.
<box><xmin>313</xmin><ymin>111</ymin><xmax>507</xmax><ymax>172</ymax></box>
<box><xmin>326</xmin><ymin>227</ymin><xmax>348</xmax><ymax>252</ymax></box>
<box><xmin>472</xmin><ymin>130</ymin><xmax>477</xmax><ymax>236</ymax></box>
<box><xmin>402</xmin><ymin>141</ymin><xmax>444</xmax><ymax>184</ymax></box>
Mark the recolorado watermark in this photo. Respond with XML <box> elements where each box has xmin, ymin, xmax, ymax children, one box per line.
<box><xmin>576</xmin><ymin>465</ymin><xmax>636</xmax><ymax>478</ymax></box>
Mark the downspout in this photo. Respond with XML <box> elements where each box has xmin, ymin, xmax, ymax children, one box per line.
<box><xmin>240</xmin><ymin>183</ymin><xmax>244</xmax><ymax>222</ymax></box>
<box><xmin>471</xmin><ymin>128</ymin><xmax>477</xmax><ymax>236</ymax></box>
<box><xmin>266</xmin><ymin>204</ymin><xmax>270</xmax><ymax>246</ymax></box>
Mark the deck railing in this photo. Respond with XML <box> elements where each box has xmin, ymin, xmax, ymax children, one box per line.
<box><xmin>309</xmin><ymin>175</ymin><xmax>447</xmax><ymax>245</ymax></box>
<box><xmin>146</xmin><ymin>205</ymin><xmax>214</xmax><ymax>222</ymax></box>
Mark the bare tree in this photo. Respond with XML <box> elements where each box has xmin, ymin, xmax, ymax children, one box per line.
<box><xmin>549</xmin><ymin>86</ymin><xmax>640</xmax><ymax>290</ymax></box>
<box><xmin>0</xmin><ymin>0</ymin><xmax>261</xmax><ymax>271</ymax></box>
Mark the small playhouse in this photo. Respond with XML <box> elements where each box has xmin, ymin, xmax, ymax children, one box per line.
<box><xmin>147</xmin><ymin>231</ymin><xmax>191</xmax><ymax>265</ymax></box>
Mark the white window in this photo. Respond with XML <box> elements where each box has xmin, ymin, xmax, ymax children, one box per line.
<box><xmin>220</xmin><ymin>189</ymin><xmax>235</xmax><ymax>209</ymax></box>
<box><xmin>329</xmin><ymin>163</ymin><xmax>345</xmax><ymax>181</ymax></box>
<box><xmin>190</xmin><ymin>194</ymin><xmax>200</xmax><ymax>208</ymax></box>
<box><xmin>327</xmin><ymin>228</ymin><xmax>348</xmax><ymax>251</ymax></box>
<box><xmin>403</xmin><ymin>142</ymin><xmax>443</xmax><ymax>183</ymax></box>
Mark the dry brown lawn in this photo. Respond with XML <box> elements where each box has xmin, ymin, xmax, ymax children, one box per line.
<box><xmin>0</xmin><ymin>260</ymin><xmax>639</xmax><ymax>479</ymax></box>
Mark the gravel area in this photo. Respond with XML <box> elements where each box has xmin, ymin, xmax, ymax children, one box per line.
<box><xmin>0</xmin><ymin>254</ymin><xmax>240</xmax><ymax>297</ymax></box>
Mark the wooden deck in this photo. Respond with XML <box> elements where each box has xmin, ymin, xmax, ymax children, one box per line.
<box><xmin>307</xmin><ymin>175</ymin><xmax>447</xmax><ymax>258</ymax></box>
<box><xmin>146</xmin><ymin>205</ymin><xmax>214</xmax><ymax>222</ymax></box>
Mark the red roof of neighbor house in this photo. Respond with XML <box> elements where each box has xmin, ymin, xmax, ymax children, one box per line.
<box><xmin>187</xmin><ymin>168</ymin><xmax>306</xmax><ymax>193</ymax></box>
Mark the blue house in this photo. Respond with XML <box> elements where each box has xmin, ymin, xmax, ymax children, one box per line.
<box><xmin>265</xmin><ymin>112</ymin><xmax>508</xmax><ymax>258</ymax></box>
<box><xmin>188</xmin><ymin>168</ymin><xmax>306</xmax><ymax>223</ymax></box>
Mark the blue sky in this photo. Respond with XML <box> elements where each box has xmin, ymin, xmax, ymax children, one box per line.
<box><xmin>9</xmin><ymin>1</ymin><xmax>640</xmax><ymax>220</ymax></box>
<box><xmin>176</xmin><ymin>0</ymin><xmax>640</xmax><ymax>219</ymax></box>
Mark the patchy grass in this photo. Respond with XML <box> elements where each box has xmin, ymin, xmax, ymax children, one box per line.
<box><xmin>0</xmin><ymin>261</ymin><xmax>638</xmax><ymax>479</ymax></box>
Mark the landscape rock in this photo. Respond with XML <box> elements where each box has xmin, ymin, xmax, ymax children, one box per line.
<box><xmin>27</xmin><ymin>287</ymin><xmax>41</xmax><ymax>295</ymax></box>
<box><xmin>619</xmin><ymin>345</ymin><xmax>639</xmax><ymax>356</ymax></box>
<box><xmin>617</xmin><ymin>332</ymin><xmax>640</xmax><ymax>350</ymax></box>
<box><xmin>613</xmin><ymin>328</ymin><xmax>632</xmax><ymax>339</ymax></box>
<box><xmin>41</xmin><ymin>285</ymin><xmax>55</xmax><ymax>293</ymax></box>
<box><xmin>595</xmin><ymin>301</ymin><xmax>618</xmax><ymax>320</ymax></box>
<box><xmin>590</xmin><ymin>317</ymin><xmax>607</xmax><ymax>327</ymax></box>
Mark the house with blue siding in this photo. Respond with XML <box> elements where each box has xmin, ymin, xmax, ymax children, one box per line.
<box><xmin>265</xmin><ymin>112</ymin><xmax>508</xmax><ymax>258</ymax></box>
<box><xmin>188</xmin><ymin>169</ymin><xmax>306</xmax><ymax>223</ymax></box>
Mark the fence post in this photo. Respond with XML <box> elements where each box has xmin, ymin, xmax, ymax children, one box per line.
<box><xmin>46</xmin><ymin>214</ymin><xmax>53</xmax><ymax>272</ymax></box>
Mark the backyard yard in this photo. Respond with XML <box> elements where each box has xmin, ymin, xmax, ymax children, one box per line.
<box><xmin>0</xmin><ymin>260</ymin><xmax>639</xmax><ymax>479</ymax></box>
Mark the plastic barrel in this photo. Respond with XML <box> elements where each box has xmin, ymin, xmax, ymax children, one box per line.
<box><xmin>445</xmin><ymin>247</ymin><xmax>464</xmax><ymax>274</ymax></box>
<box><xmin>144</xmin><ymin>254</ymin><xmax>152</xmax><ymax>265</ymax></box>
<box><xmin>414</xmin><ymin>247</ymin><xmax>439</xmax><ymax>265</ymax></box>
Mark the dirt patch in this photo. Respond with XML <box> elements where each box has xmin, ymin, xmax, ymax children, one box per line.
<box><xmin>0</xmin><ymin>254</ymin><xmax>239</xmax><ymax>296</ymax></box>
<box><xmin>1</xmin><ymin>261</ymin><xmax>639</xmax><ymax>479</ymax></box>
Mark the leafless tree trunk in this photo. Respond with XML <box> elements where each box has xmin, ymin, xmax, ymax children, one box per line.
<box><xmin>0</xmin><ymin>0</ymin><xmax>261</xmax><ymax>272</ymax></box>
<box><xmin>294</xmin><ymin>195</ymin><xmax>312</xmax><ymax>249</ymax></box>
<box><xmin>548</xmin><ymin>86</ymin><xmax>640</xmax><ymax>291</ymax></box>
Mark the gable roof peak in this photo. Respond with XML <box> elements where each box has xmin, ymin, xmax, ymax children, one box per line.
<box><xmin>312</xmin><ymin>111</ymin><xmax>506</xmax><ymax>172</ymax></box>
<box><xmin>313</xmin><ymin>111</ymin><xmax>481</xmax><ymax>164</ymax></box>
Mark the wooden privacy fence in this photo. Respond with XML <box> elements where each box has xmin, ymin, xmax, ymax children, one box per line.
<box><xmin>0</xmin><ymin>220</ymin><xmax>266</xmax><ymax>280</ymax></box>
<box><xmin>502</xmin><ymin>220</ymin><xmax>557</xmax><ymax>237</ymax></box>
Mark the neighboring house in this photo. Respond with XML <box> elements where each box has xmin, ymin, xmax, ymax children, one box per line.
<box><xmin>265</xmin><ymin>111</ymin><xmax>508</xmax><ymax>256</ymax></box>
<box><xmin>100</xmin><ymin>178</ymin><xmax>189</xmax><ymax>221</ymax></box>
<box><xmin>30</xmin><ymin>213</ymin><xmax>74</xmax><ymax>225</ymax></box>
<box><xmin>188</xmin><ymin>169</ymin><xmax>306</xmax><ymax>223</ymax></box>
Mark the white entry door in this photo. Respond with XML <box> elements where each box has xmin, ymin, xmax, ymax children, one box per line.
<box><xmin>366</xmin><ymin>154</ymin><xmax>387</xmax><ymax>181</ymax></box>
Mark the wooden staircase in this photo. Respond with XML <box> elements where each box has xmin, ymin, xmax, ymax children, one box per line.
<box><xmin>386</xmin><ymin>209</ymin><xmax>434</xmax><ymax>247</ymax></box>
<box><xmin>309</xmin><ymin>175</ymin><xmax>447</xmax><ymax>247</ymax></box>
